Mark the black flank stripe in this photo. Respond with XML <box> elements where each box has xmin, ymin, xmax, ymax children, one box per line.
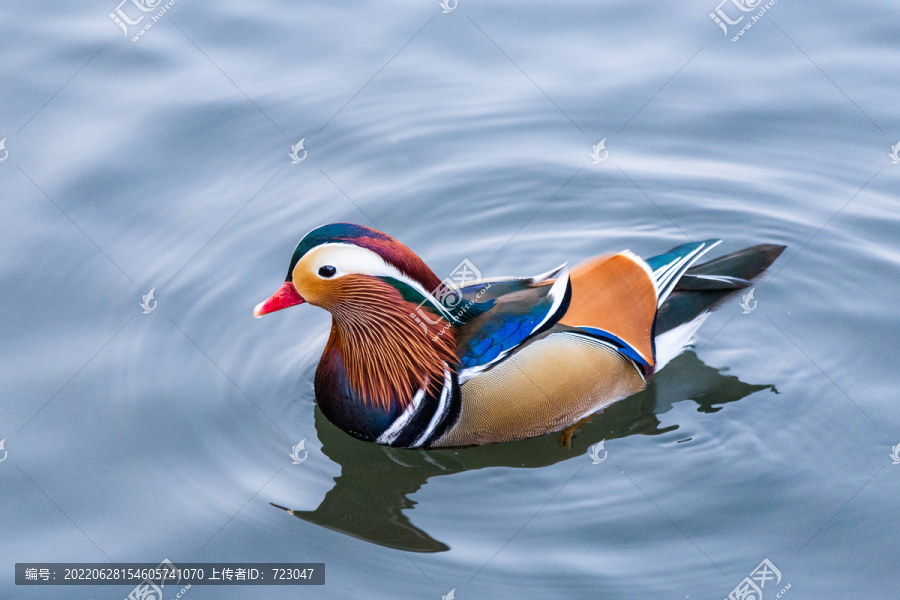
<box><xmin>423</xmin><ymin>371</ymin><xmax>462</xmax><ymax>447</ymax></box>
<box><xmin>391</xmin><ymin>388</ymin><xmax>440</xmax><ymax>448</ymax></box>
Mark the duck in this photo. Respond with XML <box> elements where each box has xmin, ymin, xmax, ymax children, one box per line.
<box><xmin>254</xmin><ymin>223</ymin><xmax>785</xmax><ymax>448</ymax></box>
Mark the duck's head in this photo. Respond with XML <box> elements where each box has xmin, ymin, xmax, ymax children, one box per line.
<box><xmin>253</xmin><ymin>223</ymin><xmax>457</xmax><ymax>412</ymax></box>
<box><xmin>253</xmin><ymin>223</ymin><xmax>443</xmax><ymax>318</ymax></box>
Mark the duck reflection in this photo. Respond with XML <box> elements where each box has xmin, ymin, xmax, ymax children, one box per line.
<box><xmin>271</xmin><ymin>351</ymin><xmax>775</xmax><ymax>552</ymax></box>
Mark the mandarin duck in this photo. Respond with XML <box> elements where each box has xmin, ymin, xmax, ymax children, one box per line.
<box><xmin>254</xmin><ymin>223</ymin><xmax>785</xmax><ymax>448</ymax></box>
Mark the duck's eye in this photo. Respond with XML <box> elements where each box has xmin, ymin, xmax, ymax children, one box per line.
<box><xmin>318</xmin><ymin>265</ymin><xmax>337</xmax><ymax>278</ymax></box>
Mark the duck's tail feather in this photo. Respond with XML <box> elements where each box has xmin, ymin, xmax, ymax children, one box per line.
<box><xmin>646</xmin><ymin>239</ymin><xmax>722</xmax><ymax>308</ymax></box>
<box><xmin>675</xmin><ymin>244</ymin><xmax>787</xmax><ymax>291</ymax></box>
<box><xmin>653</xmin><ymin>243</ymin><xmax>786</xmax><ymax>359</ymax></box>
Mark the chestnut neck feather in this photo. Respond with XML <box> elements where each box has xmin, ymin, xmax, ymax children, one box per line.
<box><xmin>323</xmin><ymin>276</ymin><xmax>457</xmax><ymax>413</ymax></box>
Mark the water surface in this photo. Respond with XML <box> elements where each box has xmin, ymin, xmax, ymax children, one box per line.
<box><xmin>1</xmin><ymin>0</ymin><xmax>899</xmax><ymax>598</ymax></box>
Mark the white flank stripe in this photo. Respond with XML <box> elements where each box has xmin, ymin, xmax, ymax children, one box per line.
<box><xmin>412</xmin><ymin>368</ymin><xmax>453</xmax><ymax>447</ymax></box>
<box><xmin>376</xmin><ymin>388</ymin><xmax>424</xmax><ymax>445</ymax></box>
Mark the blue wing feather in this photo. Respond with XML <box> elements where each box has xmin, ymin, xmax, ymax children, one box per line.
<box><xmin>457</xmin><ymin>271</ymin><xmax>571</xmax><ymax>378</ymax></box>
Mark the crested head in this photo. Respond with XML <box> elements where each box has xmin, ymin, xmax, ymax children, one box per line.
<box><xmin>284</xmin><ymin>223</ymin><xmax>441</xmax><ymax>292</ymax></box>
<box><xmin>274</xmin><ymin>223</ymin><xmax>457</xmax><ymax>413</ymax></box>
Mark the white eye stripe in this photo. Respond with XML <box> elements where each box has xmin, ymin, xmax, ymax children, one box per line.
<box><xmin>302</xmin><ymin>243</ymin><xmax>422</xmax><ymax>287</ymax></box>
<box><xmin>300</xmin><ymin>243</ymin><xmax>402</xmax><ymax>279</ymax></box>
<box><xmin>297</xmin><ymin>242</ymin><xmax>457</xmax><ymax>320</ymax></box>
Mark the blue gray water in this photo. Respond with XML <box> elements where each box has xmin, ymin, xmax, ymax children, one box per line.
<box><xmin>2</xmin><ymin>0</ymin><xmax>899</xmax><ymax>598</ymax></box>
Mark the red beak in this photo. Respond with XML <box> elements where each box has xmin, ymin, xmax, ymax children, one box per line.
<box><xmin>254</xmin><ymin>281</ymin><xmax>305</xmax><ymax>318</ymax></box>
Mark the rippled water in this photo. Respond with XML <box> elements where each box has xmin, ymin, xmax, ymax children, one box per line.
<box><xmin>2</xmin><ymin>0</ymin><xmax>899</xmax><ymax>598</ymax></box>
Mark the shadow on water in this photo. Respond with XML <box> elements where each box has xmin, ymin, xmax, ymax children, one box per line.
<box><xmin>271</xmin><ymin>351</ymin><xmax>776</xmax><ymax>552</ymax></box>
